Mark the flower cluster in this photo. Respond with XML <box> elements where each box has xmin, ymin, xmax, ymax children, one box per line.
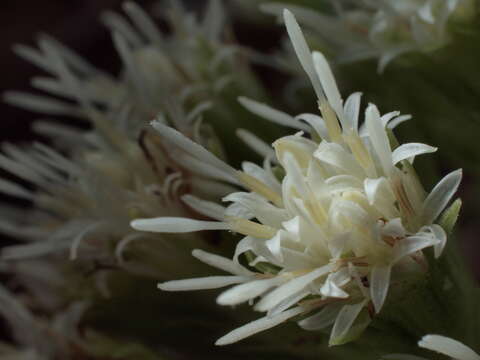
<box><xmin>132</xmin><ymin>10</ymin><xmax>462</xmax><ymax>346</ymax></box>
<box><xmin>263</xmin><ymin>0</ymin><xmax>476</xmax><ymax>71</ymax></box>
<box><xmin>0</xmin><ymin>0</ymin><xmax>256</xmax><ymax>281</ymax></box>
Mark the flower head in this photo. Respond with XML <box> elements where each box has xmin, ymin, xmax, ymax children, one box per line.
<box><xmin>263</xmin><ymin>0</ymin><xmax>476</xmax><ymax>71</ymax></box>
<box><xmin>0</xmin><ymin>1</ymin><xmax>259</xmax><ymax>280</ymax></box>
<box><xmin>132</xmin><ymin>9</ymin><xmax>462</xmax><ymax>346</ymax></box>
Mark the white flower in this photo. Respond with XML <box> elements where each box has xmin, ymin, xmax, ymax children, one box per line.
<box><xmin>418</xmin><ymin>335</ymin><xmax>480</xmax><ymax>360</ymax></box>
<box><xmin>132</xmin><ymin>9</ymin><xmax>462</xmax><ymax>346</ymax></box>
<box><xmin>385</xmin><ymin>335</ymin><xmax>480</xmax><ymax>360</ymax></box>
<box><xmin>0</xmin><ymin>1</ymin><xmax>244</xmax><ymax>279</ymax></box>
<box><xmin>262</xmin><ymin>0</ymin><xmax>476</xmax><ymax>71</ymax></box>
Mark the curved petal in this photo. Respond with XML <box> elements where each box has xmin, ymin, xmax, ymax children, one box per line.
<box><xmin>423</xmin><ymin>169</ymin><xmax>462</xmax><ymax>224</ymax></box>
<box><xmin>370</xmin><ymin>265</ymin><xmax>391</xmax><ymax>313</ymax></box>
<box><xmin>392</xmin><ymin>143</ymin><xmax>437</xmax><ymax>165</ymax></box>
<box><xmin>419</xmin><ymin>335</ymin><xmax>480</xmax><ymax>360</ymax></box>
<box><xmin>215</xmin><ymin>306</ymin><xmax>304</xmax><ymax>345</ymax></box>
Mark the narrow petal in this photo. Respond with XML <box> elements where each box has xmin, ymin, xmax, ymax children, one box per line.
<box><xmin>238</xmin><ymin>97</ymin><xmax>309</xmax><ymax>131</ymax></box>
<box><xmin>255</xmin><ymin>265</ymin><xmax>331</xmax><ymax>312</ymax></box>
<box><xmin>217</xmin><ymin>277</ymin><xmax>281</xmax><ymax>306</ymax></box>
<box><xmin>370</xmin><ymin>265</ymin><xmax>391</xmax><ymax>313</ymax></box>
<box><xmin>392</xmin><ymin>143</ymin><xmax>437</xmax><ymax>165</ymax></box>
<box><xmin>158</xmin><ymin>276</ymin><xmax>248</xmax><ymax>292</ymax></box>
<box><xmin>312</xmin><ymin>51</ymin><xmax>345</xmax><ymax>127</ymax></box>
<box><xmin>268</xmin><ymin>289</ymin><xmax>310</xmax><ymax>317</ymax></box>
<box><xmin>344</xmin><ymin>92</ymin><xmax>362</xmax><ymax>132</ymax></box>
<box><xmin>236</xmin><ymin>129</ymin><xmax>276</xmax><ymax>159</ymax></box>
<box><xmin>151</xmin><ymin>121</ymin><xmax>239</xmax><ymax>184</ymax></box>
<box><xmin>0</xmin><ymin>179</ymin><xmax>33</xmax><ymax>200</ymax></box>
<box><xmin>295</xmin><ymin>113</ymin><xmax>329</xmax><ymax>140</ymax></box>
<box><xmin>365</xmin><ymin>104</ymin><xmax>393</xmax><ymax>175</ymax></box>
<box><xmin>419</xmin><ymin>335</ymin><xmax>480</xmax><ymax>360</ymax></box>
<box><xmin>192</xmin><ymin>249</ymin><xmax>253</xmax><ymax>276</ymax></box>
<box><xmin>298</xmin><ymin>303</ymin><xmax>343</xmax><ymax>330</ymax></box>
<box><xmin>388</xmin><ymin>114</ymin><xmax>411</xmax><ymax>129</ymax></box>
<box><xmin>131</xmin><ymin>217</ymin><xmax>230</xmax><ymax>233</ymax></box>
<box><xmin>283</xmin><ymin>9</ymin><xmax>324</xmax><ymax>100</ymax></box>
<box><xmin>330</xmin><ymin>301</ymin><xmax>367</xmax><ymax>345</ymax></box>
<box><xmin>2</xmin><ymin>241</ymin><xmax>70</xmax><ymax>260</ymax></box>
<box><xmin>181</xmin><ymin>194</ymin><xmax>226</xmax><ymax>221</ymax></box>
<box><xmin>420</xmin><ymin>225</ymin><xmax>447</xmax><ymax>258</ymax></box>
<box><xmin>423</xmin><ymin>169</ymin><xmax>462</xmax><ymax>224</ymax></box>
<box><xmin>215</xmin><ymin>306</ymin><xmax>304</xmax><ymax>345</ymax></box>
<box><xmin>392</xmin><ymin>236</ymin><xmax>440</xmax><ymax>263</ymax></box>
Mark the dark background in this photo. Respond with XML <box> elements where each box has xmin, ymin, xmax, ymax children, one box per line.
<box><xmin>1</xmin><ymin>0</ymin><xmax>152</xmax><ymax>143</ymax></box>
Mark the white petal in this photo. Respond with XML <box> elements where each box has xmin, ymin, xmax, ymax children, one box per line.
<box><xmin>365</xmin><ymin>104</ymin><xmax>393</xmax><ymax>175</ymax></box>
<box><xmin>295</xmin><ymin>113</ymin><xmax>329</xmax><ymax>140</ymax></box>
<box><xmin>158</xmin><ymin>276</ymin><xmax>248</xmax><ymax>292</ymax></box>
<box><xmin>364</xmin><ymin>177</ymin><xmax>388</xmax><ymax>205</ymax></box>
<box><xmin>238</xmin><ymin>97</ymin><xmax>309</xmax><ymax>131</ymax></box>
<box><xmin>192</xmin><ymin>249</ymin><xmax>253</xmax><ymax>276</ymax></box>
<box><xmin>382</xmin><ymin>218</ymin><xmax>406</xmax><ymax>238</ymax></box>
<box><xmin>418</xmin><ymin>335</ymin><xmax>480</xmax><ymax>360</ymax></box>
<box><xmin>151</xmin><ymin>121</ymin><xmax>239</xmax><ymax>184</ymax></box>
<box><xmin>320</xmin><ymin>277</ymin><xmax>349</xmax><ymax>298</ymax></box>
<box><xmin>255</xmin><ymin>265</ymin><xmax>331</xmax><ymax>312</ymax></box>
<box><xmin>344</xmin><ymin>92</ymin><xmax>362</xmax><ymax>132</ymax></box>
<box><xmin>423</xmin><ymin>169</ymin><xmax>462</xmax><ymax>224</ymax></box>
<box><xmin>370</xmin><ymin>265</ymin><xmax>391</xmax><ymax>314</ymax></box>
<box><xmin>215</xmin><ymin>306</ymin><xmax>304</xmax><ymax>345</ymax></box>
<box><xmin>312</xmin><ymin>51</ymin><xmax>345</xmax><ymax>127</ymax></box>
<box><xmin>392</xmin><ymin>143</ymin><xmax>437</xmax><ymax>165</ymax></box>
<box><xmin>392</xmin><ymin>236</ymin><xmax>440</xmax><ymax>263</ymax></box>
<box><xmin>388</xmin><ymin>115</ymin><xmax>411</xmax><ymax>129</ymax></box>
<box><xmin>0</xmin><ymin>179</ymin><xmax>33</xmax><ymax>200</ymax></box>
<box><xmin>381</xmin><ymin>111</ymin><xmax>401</xmax><ymax>127</ymax></box>
<box><xmin>418</xmin><ymin>2</ymin><xmax>435</xmax><ymax>23</ymax></box>
<box><xmin>3</xmin><ymin>91</ymin><xmax>82</xmax><ymax>117</ymax></box>
<box><xmin>181</xmin><ymin>194</ymin><xmax>226</xmax><ymax>221</ymax></box>
<box><xmin>330</xmin><ymin>301</ymin><xmax>367</xmax><ymax>345</ymax></box>
<box><xmin>236</xmin><ymin>129</ymin><xmax>276</xmax><ymax>159</ymax></box>
<box><xmin>123</xmin><ymin>1</ymin><xmax>164</xmax><ymax>44</ymax></box>
<box><xmin>298</xmin><ymin>303</ymin><xmax>343</xmax><ymax>330</ymax></box>
<box><xmin>217</xmin><ymin>277</ymin><xmax>281</xmax><ymax>306</ymax></box>
<box><xmin>314</xmin><ymin>142</ymin><xmax>365</xmax><ymax>178</ymax></box>
<box><xmin>283</xmin><ymin>9</ymin><xmax>324</xmax><ymax>100</ymax></box>
<box><xmin>420</xmin><ymin>225</ymin><xmax>447</xmax><ymax>258</ymax></box>
<box><xmin>131</xmin><ymin>217</ymin><xmax>230</xmax><ymax>233</ymax></box>
<box><xmin>268</xmin><ymin>289</ymin><xmax>310</xmax><ymax>317</ymax></box>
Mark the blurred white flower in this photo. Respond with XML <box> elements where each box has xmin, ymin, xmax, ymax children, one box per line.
<box><xmin>419</xmin><ymin>335</ymin><xmax>480</xmax><ymax>360</ymax></box>
<box><xmin>262</xmin><ymin>0</ymin><xmax>476</xmax><ymax>71</ymax></box>
<box><xmin>132</xmin><ymin>10</ymin><xmax>462</xmax><ymax>346</ymax></box>
<box><xmin>385</xmin><ymin>335</ymin><xmax>480</xmax><ymax>360</ymax></box>
<box><xmin>0</xmin><ymin>1</ymin><xmax>243</xmax><ymax>280</ymax></box>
